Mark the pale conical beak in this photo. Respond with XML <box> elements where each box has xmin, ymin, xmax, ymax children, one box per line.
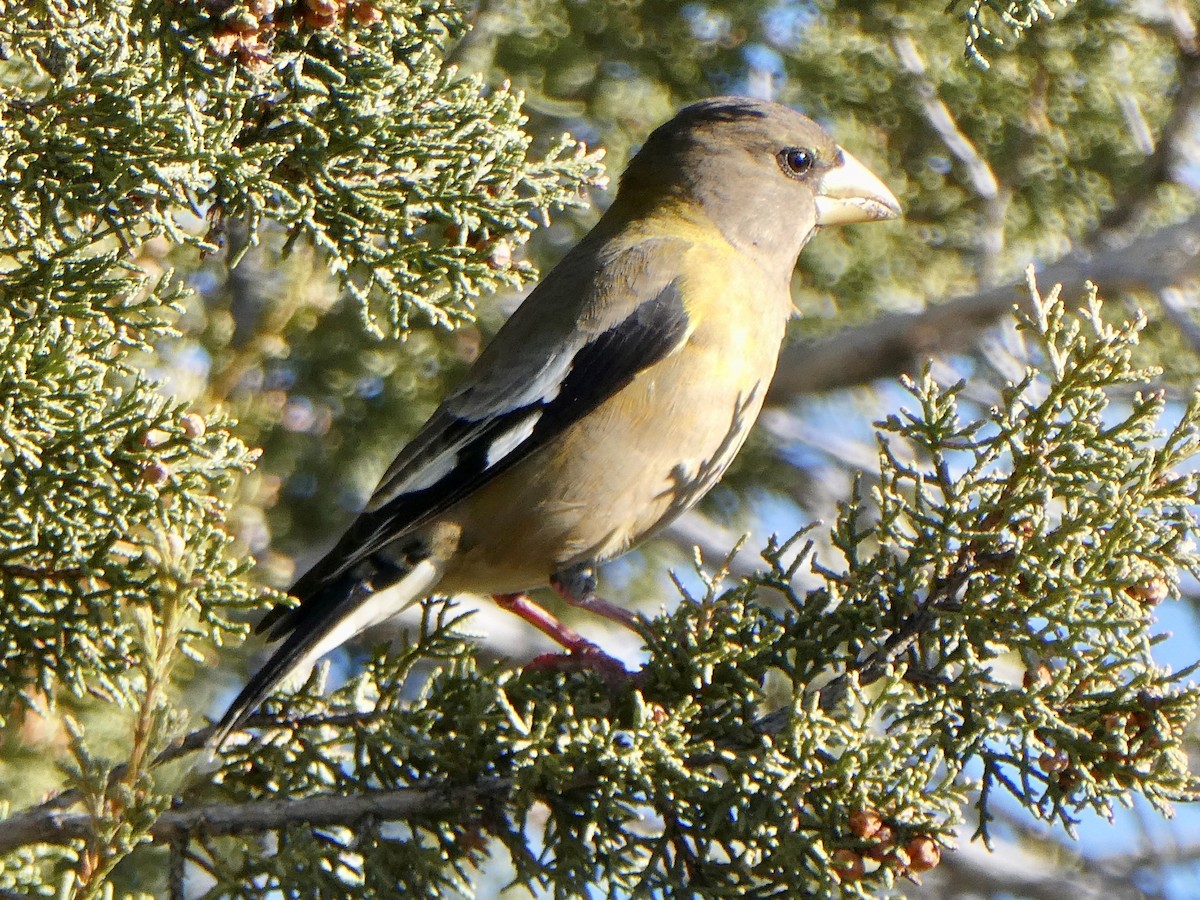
<box><xmin>813</xmin><ymin>147</ymin><xmax>902</xmax><ymax>226</ymax></box>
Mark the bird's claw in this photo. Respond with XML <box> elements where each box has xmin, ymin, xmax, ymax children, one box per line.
<box><xmin>524</xmin><ymin>645</ymin><xmax>635</xmax><ymax>686</ymax></box>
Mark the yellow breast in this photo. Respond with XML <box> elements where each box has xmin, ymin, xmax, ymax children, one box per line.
<box><xmin>440</xmin><ymin>224</ymin><xmax>794</xmax><ymax>594</ymax></box>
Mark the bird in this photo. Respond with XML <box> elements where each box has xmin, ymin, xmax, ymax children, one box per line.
<box><xmin>213</xmin><ymin>96</ymin><xmax>900</xmax><ymax>747</ymax></box>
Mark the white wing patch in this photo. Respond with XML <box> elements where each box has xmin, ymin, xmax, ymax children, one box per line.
<box><xmin>384</xmin><ymin>448</ymin><xmax>459</xmax><ymax>497</ymax></box>
<box><xmin>485</xmin><ymin>410</ymin><xmax>542</xmax><ymax>468</ymax></box>
<box><xmin>448</xmin><ymin>350</ymin><xmax>574</xmax><ymax>418</ymax></box>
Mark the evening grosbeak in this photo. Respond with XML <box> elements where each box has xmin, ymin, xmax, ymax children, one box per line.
<box><xmin>214</xmin><ymin>96</ymin><xmax>900</xmax><ymax>745</ymax></box>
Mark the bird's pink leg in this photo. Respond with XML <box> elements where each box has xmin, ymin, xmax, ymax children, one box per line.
<box><xmin>550</xmin><ymin>569</ymin><xmax>643</xmax><ymax>634</ymax></box>
<box><xmin>492</xmin><ymin>592</ymin><xmax>594</xmax><ymax>652</ymax></box>
<box><xmin>550</xmin><ymin>584</ymin><xmax>642</xmax><ymax>632</ymax></box>
<box><xmin>491</xmin><ymin>593</ymin><xmax>630</xmax><ymax>680</ymax></box>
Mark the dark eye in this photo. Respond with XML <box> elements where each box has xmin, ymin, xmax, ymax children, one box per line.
<box><xmin>778</xmin><ymin>147</ymin><xmax>814</xmax><ymax>177</ymax></box>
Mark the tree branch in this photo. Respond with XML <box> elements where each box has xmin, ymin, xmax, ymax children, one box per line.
<box><xmin>0</xmin><ymin>563</ymin><xmax>86</xmax><ymax>582</ymax></box>
<box><xmin>892</xmin><ymin>34</ymin><xmax>1000</xmax><ymax>204</ymax></box>
<box><xmin>0</xmin><ymin>779</ymin><xmax>511</xmax><ymax>853</ymax></box>
<box><xmin>1102</xmin><ymin>0</ymin><xmax>1200</xmax><ymax>233</ymax></box>
<box><xmin>768</xmin><ymin>212</ymin><xmax>1200</xmax><ymax>400</ymax></box>
<box><xmin>892</xmin><ymin>31</ymin><xmax>1009</xmax><ymax>285</ymax></box>
<box><xmin>1159</xmin><ymin>286</ymin><xmax>1200</xmax><ymax>356</ymax></box>
<box><xmin>923</xmin><ymin>839</ymin><xmax>1149</xmax><ymax>900</ymax></box>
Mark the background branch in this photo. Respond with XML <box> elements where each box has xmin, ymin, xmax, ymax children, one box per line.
<box><xmin>769</xmin><ymin>213</ymin><xmax>1200</xmax><ymax>399</ymax></box>
<box><xmin>920</xmin><ymin>839</ymin><xmax>1149</xmax><ymax>900</ymax></box>
<box><xmin>1102</xmin><ymin>0</ymin><xmax>1200</xmax><ymax>233</ymax></box>
<box><xmin>0</xmin><ymin>780</ymin><xmax>511</xmax><ymax>853</ymax></box>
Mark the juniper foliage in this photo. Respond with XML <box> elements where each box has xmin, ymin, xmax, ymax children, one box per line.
<box><xmin>179</xmin><ymin>285</ymin><xmax>1199</xmax><ymax>898</ymax></box>
<box><xmin>0</xmin><ymin>0</ymin><xmax>602</xmax><ymax>894</ymax></box>
<box><xmin>946</xmin><ymin>0</ymin><xmax>1075</xmax><ymax>65</ymax></box>
<box><xmin>0</xmin><ymin>252</ymin><xmax>261</xmax><ymax>715</ymax></box>
<box><xmin>0</xmin><ymin>0</ymin><xmax>1197</xmax><ymax>896</ymax></box>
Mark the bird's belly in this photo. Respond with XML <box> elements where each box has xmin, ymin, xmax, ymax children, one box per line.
<box><xmin>438</xmin><ymin>336</ymin><xmax>779</xmax><ymax>596</ymax></box>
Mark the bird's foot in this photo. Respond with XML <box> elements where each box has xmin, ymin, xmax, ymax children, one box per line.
<box><xmin>550</xmin><ymin>567</ymin><xmax>644</xmax><ymax>635</ymax></box>
<box><xmin>492</xmin><ymin>592</ymin><xmax>637</xmax><ymax>686</ymax></box>
<box><xmin>524</xmin><ymin>646</ymin><xmax>634</xmax><ymax>686</ymax></box>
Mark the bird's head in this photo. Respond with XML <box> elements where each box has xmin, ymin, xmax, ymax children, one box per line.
<box><xmin>617</xmin><ymin>97</ymin><xmax>901</xmax><ymax>277</ymax></box>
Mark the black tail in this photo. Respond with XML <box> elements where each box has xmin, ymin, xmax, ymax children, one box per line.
<box><xmin>209</xmin><ymin>550</ymin><xmax>442</xmax><ymax>752</ymax></box>
<box><xmin>209</xmin><ymin>571</ymin><xmax>367</xmax><ymax>751</ymax></box>
<box><xmin>254</xmin><ymin>544</ymin><xmax>356</xmax><ymax>639</ymax></box>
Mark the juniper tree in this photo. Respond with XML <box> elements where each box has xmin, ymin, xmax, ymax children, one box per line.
<box><xmin>6</xmin><ymin>281</ymin><xmax>1196</xmax><ymax>897</ymax></box>
<box><xmin>0</xmin><ymin>0</ymin><xmax>600</xmax><ymax>894</ymax></box>
<box><xmin>1</xmin><ymin>0</ymin><xmax>1199</xmax><ymax>898</ymax></box>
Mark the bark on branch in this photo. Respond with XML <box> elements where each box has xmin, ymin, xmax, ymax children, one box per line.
<box><xmin>768</xmin><ymin>213</ymin><xmax>1200</xmax><ymax>400</ymax></box>
<box><xmin>0</xmin><ymin>778</ymin><xmax>511</xmax><ymax>854</ymax></box>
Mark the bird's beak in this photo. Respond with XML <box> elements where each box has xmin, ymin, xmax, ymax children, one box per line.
<box><xmin>813</xmin><ymin>147</ymin><xmax>902</xmax><ymax>226</ymax></box>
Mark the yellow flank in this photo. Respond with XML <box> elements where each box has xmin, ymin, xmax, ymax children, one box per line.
<box><xmin>212</xmin><ymin>97</ymin><xmax>903</xmax><ymax>745</ymax></box>
<box><xmin>438</xmin><ymin>219</ymin><xmax>795</xmax><ymax>597</ymax></box>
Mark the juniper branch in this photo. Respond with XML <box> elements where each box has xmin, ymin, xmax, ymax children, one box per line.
<box><xmin>768</xmin><ymin>212</ymin><xmax>1200</xmax><ymax>398</ymax></box>
<box><xmin>0</xmin><ymin>780</ymin><xmax>513</xmax><ymax>853</ymax></box>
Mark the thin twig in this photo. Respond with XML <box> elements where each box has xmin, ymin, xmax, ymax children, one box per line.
<box><xmin>751</xmin><ymin>567</ymin><xmax>970</xmax><ymax>737</ymax></box>
<box><xmin>19</xmin><ymin>709</ymin><xmax>394</xmax><ymax>820</ymax></box>
<box><xmin>0</xmin><ymin>779</ymin><xmax>511</xmax><ymax>853</ymax></box>
<box><xmin>768</xmin><ymin>212</ymin><xmax>1200</xmax><ymax>399</ymax></box>
<box><xmin>0</xmin><ymin>563</ymin><xmax>86</xmax><ymax>582</ymax></box>
<box><xmin>1102</xmin><ymin>2</ymin><xmax>1200</xmax><ymax>234</ymax></box>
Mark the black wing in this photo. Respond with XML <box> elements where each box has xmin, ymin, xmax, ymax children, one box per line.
<box><xmin>283</xmin><ymin>277</ymin><xmax>691</xmax><ymax>613</ymax></box>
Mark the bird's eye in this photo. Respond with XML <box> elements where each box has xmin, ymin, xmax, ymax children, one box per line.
<box><xmin>778</xmin><ymin>147</ymin><xmax>814</xmax><ymax>178</ymax></box>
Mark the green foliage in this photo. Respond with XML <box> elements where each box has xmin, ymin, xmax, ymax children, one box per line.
<box><xmin>0</xmin><ymin>251</ymin><xmax>261</xmax><ymax>719</ymax></box>
<box><xmin>946</xmin><ymin>0</ymin><xmax>1075</xmax><ymax>65</ymax></box>
<box><xmin>0</xmin><ymin>246</ymin><xmax>263</xmax><ymax>894</ymax></box>
<box><xmin>0</xmin><ymin>0</ymin><xmax>605</xmax><ymax>893</ymax></box>
<box><xmin>0</xmin><ymin>0</ymin><xmax>599</xmax><ymax>564</ymax></box>
<box><xmin>2</xmin><ymin>0</ymin><xmax>1198</xmax><ymax>896</ymax></box>
<box><xmin>836</xmin><ymin>279</ymin><xmax>1200</xmax><ymax>835</ymax></box>
<box><xmin>173</xmin><ymin>287</ymin><xmax>1199</xmax><ymax>897</ymax></box>
<box><xmin>0</xmin><ymin>0</ymin><xmax>605</xmax><ymax>333</ymax></box>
